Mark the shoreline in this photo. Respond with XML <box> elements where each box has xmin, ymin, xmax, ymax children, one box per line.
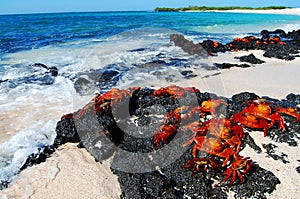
<box><xmin>0</xmin><ymin>143</ymin><xmax>121</xmax><ymax>198</ymax></box>
<box><xmin>1</xmin><ymin>50</ymin><xmax>300</xmax><ymax>198</ymax></box>
<box><xmin>183</xmin><ymin>8</ymin><xmax>300</xmax><ymax>15</ymax></box>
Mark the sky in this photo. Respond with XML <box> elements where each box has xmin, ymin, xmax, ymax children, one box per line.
<box><xmin>0</xmin><ymin>0</ymin><xmax>299</xmax><ymax>15</ymax></box>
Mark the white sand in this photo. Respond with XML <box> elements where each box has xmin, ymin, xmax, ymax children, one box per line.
<box><xmin>0</xmin><ymin>143</ymin><xmax>121</xmax><ymax>199</ymax></box>
<box><xmin>176</xmin><ymin>50</ymin><xmax>300</xmax><ymax>99</ymax></box>
<box><xmin>186</xmin><ymin>8</ymin><xmax>300</xmax><ymax>16</ymax></box>
<box><xmin>1</xmin><ymin>50</ymin><xmax>300</xmax><ymax>198</ymax></box>
<box><xmin>239</xmin><ymin>132</ymin><xmax>300</xmax><ymax>198</ymax></box>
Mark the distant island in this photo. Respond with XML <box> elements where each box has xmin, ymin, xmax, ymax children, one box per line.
<box><xmin>154</xmin><ymin>6</ymin><xmax>292</xmax><ymax>12</ymax></box>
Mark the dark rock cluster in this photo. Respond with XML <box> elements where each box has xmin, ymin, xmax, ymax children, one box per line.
<box><xmin>234</xmin><ymin>53</ymin><xmax>265</xmax><ymax>64</ymax></box>
<box><xmin>262</xmin><ymin>143</ymin><xmax>289</xmax><ymax>164</ymax></box>
<box><xmin>213</xmin><ymin>63</ymin><xmax>251</xmax><ymax>69</ymax></box>
<box><xmin>170</xmin><ymin>29</ymin><xmax>300</xmax><ymax>61</ymax></box>
<box><xmin>16</xmin><ymin>87</ymin><xmax>300</xmax><ymax>198</ymax></box>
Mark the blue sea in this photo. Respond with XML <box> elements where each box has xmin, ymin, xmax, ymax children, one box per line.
<box><xmin>0</xmin><ymin>11</ymin><xmax>300</xmax><ymax>186</ymax></box>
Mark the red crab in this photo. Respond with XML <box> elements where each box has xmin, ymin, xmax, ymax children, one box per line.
<box><xmin>153</xmin><ymin>85</ymin><xmax>199</xmax><ymax>98</ymax></box>
<box><xmin>233</xmin><ymin>99</ymin><xmax>286</xmax><ymax>136</ymax></box>
<box><xmin>153</xmin><ymin>111</ymin><xmax>181</xmax><ymax>148</ymax></box>
<box><xmin>185</xmin><ymin>118</ymin><xmax>245</xmax><ymax>152</ymax></box>
<box><xmin>232</xmin><ymin>112</ymin><xmax>270</xmax><ymax>136</ymax></box>
<box><xmin>213</xmin><ymin>41</ymin><xmax>219</xmax><ymax>48</ymax></box>
<box><xmin>217</xmin><ymin>155</ymin><xmax>252</xmax><ymax>187</ymax></box>
<box><xmin>200</xmin><ymin>99</ymin><xmax>227</xmax><ymax>115</ymax></box>
<box><xmin>61</xmin><ymin>113</ymin><xmax>74</xmax><ymax>120</ymax></box>
<box><xmin>208</xmin><ymin>118</ymin><xmax>245</xmax><ymax>152</ymax></box>
<box><xmin>94</xmin><ymin>87</ymin><xmax>140</xmax><ymax>111</ymax></box>
<box><xmin>183</xmin><ymin>136</ymin><xmax>236</xmax><ymax>167</ymax></box>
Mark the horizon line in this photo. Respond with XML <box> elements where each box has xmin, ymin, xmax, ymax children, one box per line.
<box><xmin>1</xmin><ymin>7</ymin><xmax>299</xmax><ymax>16</ymax></box>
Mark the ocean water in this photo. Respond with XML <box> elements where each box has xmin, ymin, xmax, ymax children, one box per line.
<box><xmin>0</xmin><ymin>11</ymin><xmax>300</xmax><ymax>186</ymax></box>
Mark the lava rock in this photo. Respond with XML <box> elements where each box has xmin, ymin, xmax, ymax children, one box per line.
<box><xmin>214</xmin><ymin>63</ymin><xmax>251</xmax><ymax>69</ymax></box>
<box><xmin>263</xmin><ymin>143</ymin><xmax>289</xmax><ymax>163</ymax></box>
<box><xmin>171</xmin><ymin>29</ymin><xmax>300</xmax><ymax>61</ymax></box>
<box><xmin>235</xmin><ymin>53</ymin><xmax>265</xmax><ymax>64</ymax></box>
<box><xmin>287</xmin><ymin>29</ymin><xmax>300</xmax><ymax>41</ymax></box>
<box><xmin>112</xmin><ymin>170</ymin><xmax>182</xmax><ymax>199</ymax></box>
<box><xmin>31</xmin><ymin>63</ymin><xmax>58</xmax><ymax>76</ymax></box>
<box><xmin>14</xmin><ymin>87</ymin><xmax>300</xmax><ymax>198</ymax></box>
<box><xmin>180</xmin><ymin>70</ymin><xmax>198</xmax><ymax>79</ymax></box>
<box><xmin>170</xmin><ymin>34</ymin><xmax>208</xmax><ymax>56</ymax></box>
<box><xmin>20</xmin><ymin>145</ymin><xmax>56</xmax><ymax>171</ymax></box>
<box><xmin>74</xmin><ymin>67</ymin><xmax>123</xmax><ymax>95</ymax></box>
<box><xmin>231</xmin><ymin>165</ymin><xmax>280</xmax><ymax>199</ymax></box>
<box><xmin>261</xmin><ymin>29</ymin><xmax>288</xmax><ymax>39</ymax></box>
<box><xmin>286</xmin><ymin>93</ymin><xmax>300</xmax><ymax>105</ymax></box>
<box><xmin>98</xmin><ymin>69</ymin><xmax>120</xmax><ymax>89</ymax></box>
<box><xmin>53</xmin><ymin>117</ymin><xmax>80</xmax><ymax>148</ymax></box>
<box><xmin>201</xmin><ymin>39</ymin><xmax>230</xmax><ymax>54</ymax></box>
<box><xmin>0</xmin><ymin>79</ymin><xmax>8</xmax><ymax>83</ymax></box>
<box><xmin>0</xmin><ymin>180</ymin><xmax>9</xmax><ymax>190</ymax></box>
<box><xmin>229</xmin><ymin>92</ymin><xmax>259</xmax><ymax>114</ymax></box>
<box><xmin>263</xmin><ymin>44</ymin><xmax>298</xmax><ymax>60</ymax></box>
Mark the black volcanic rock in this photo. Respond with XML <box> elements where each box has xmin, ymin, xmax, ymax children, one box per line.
<box><xmin>214</xmin><ymin>63</ymin><xmax>251</xmax><ymax>69</ymax></box>
<box><xmin>235</xmin><ymin>53</ymin><xmax>265</xmax><ymax>64</ymax></box>
<box><xmin>261</xmin><ymin>29</ymin><xmax>288</xmax><ymax>39</ymax></box>
<box><xmin>20</xmin><ymin>146</ymin><xmax>56</xmax><ymax>171</ymax></box>
<box><xmin>31</xmin><ymin>63</ymin><xmax>58</xmax><ymax>76</ymax></box>
<box><xmin>171</xmin><ymin>29</ymin><xmax>300</xmax><ymax>61</ymax></box>
<box><xmin>53</xmin><ymin>117</ymin><xmax>80</xmax><ymax>148</ymax></box>
<box><xmin>170</xmin><ymin>34</ymin><xmax>208</xmax><ymax>56</ymax></box>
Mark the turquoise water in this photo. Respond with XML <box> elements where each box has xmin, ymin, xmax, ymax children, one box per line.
<box><xmin>0</xmin><ymin>11</ymin><xmax>300</xmax><ymax>187</ymax></box>
<box><xmin>1</xmin><ymin>11</ymin><xmax>300</xmax><ymax>54</ymax></box>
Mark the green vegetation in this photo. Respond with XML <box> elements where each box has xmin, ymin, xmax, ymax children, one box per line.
<box><xmin>154</xmin><ymin>6</ymin><xmax>291</xmax><ymax>12</ymax></box>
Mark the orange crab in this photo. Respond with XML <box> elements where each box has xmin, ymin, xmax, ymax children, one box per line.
<box><xmin>200</xmin><ymin>99</ymin><xmax>227</xmax><ymax>115</ymax></box>
<box><xmin>213</xmin><ymin>41</ymin><xmax>219</xmax><ymax>48</ymax></box>
<box><xmin>94</xmin><ymin>87</ymin><xmax>140</xmax><ymax>111</ymax></box>
<box><xmin>153</xmin><ymin>111</ymin><xmax>181</xmax><ymax>148</ymax></box>
<box><xmin>183</xmin><ymin>136</ymin><xmax>236</xmax><ymax>167</ymax></box>
<box><xmin>153</xmin><ymin>85</ymin><xmax>199</xmax><ymax>98</ymax></box>
<box><xmin>185</xmin><ymin>118</ymin><xmax>245</xmax><ymax>152</ymax></box>
<box><xmin>183</xmin><ymin>134</ymin><xmax>252</xmax><ymax>187</ymax></box>
<box><xmin>232</xmin><ymin>112</ymin><xmax>270</xmax><ymax>136</ymax></box>
<box><xmin>217</xmin><ymin>155</ymin><xmax>252</xmax><ymax>187</ymax></box>
<box><xmin>233</xmin><ymin>99</ymin><xmax>286</xmax><ymax>136</ymax></box>
<box><xmin>208</xmin><ymin>118</ymin><xmax>245</xmax><ymax>152</ymax></box>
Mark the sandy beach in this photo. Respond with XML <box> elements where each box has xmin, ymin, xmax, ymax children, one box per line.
<box><xmin>1</xmin><ymin>46</ymin><xmax>299</xmax><ymax>198</ymax></box>
<box><xmin>0</xmin><ymin>143</ymin><xmax>121</xmax><ymax>199</ymax></box>
<box><xmin>178</xmin><ymin>49</ymin><xmax>300</xmax><ymax>99</ymax></box>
